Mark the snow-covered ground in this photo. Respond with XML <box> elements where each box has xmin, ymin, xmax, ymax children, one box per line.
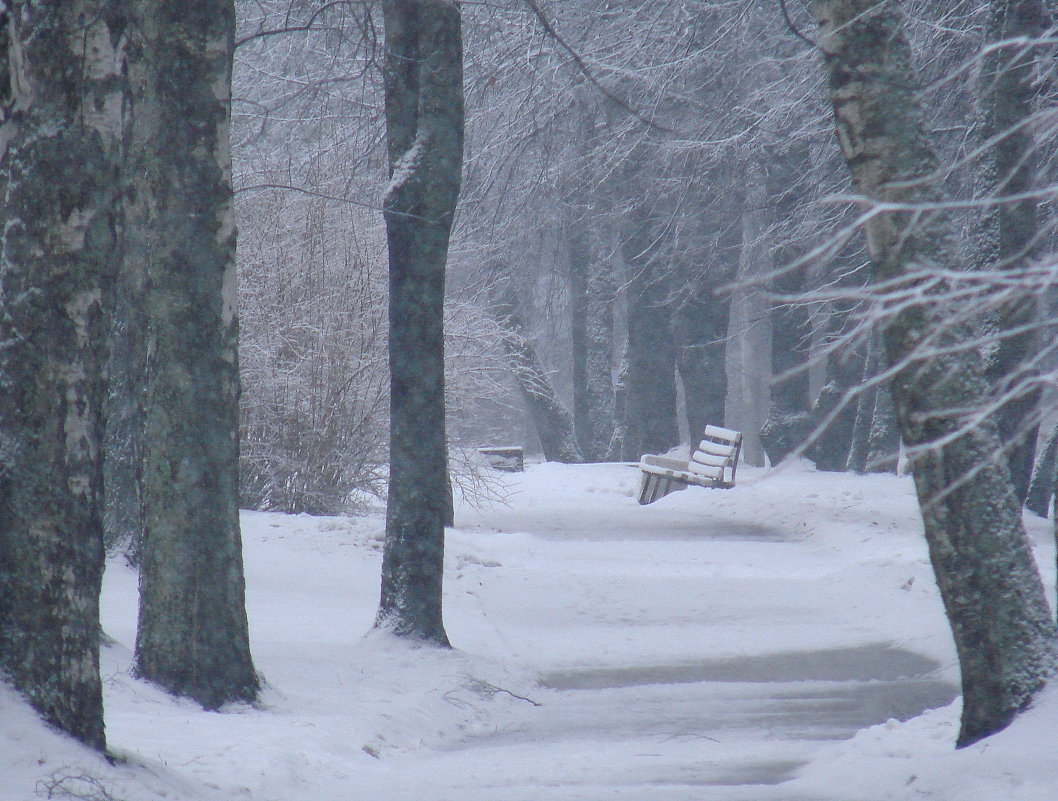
<box><xmin>4</xmin><ymin>460</ymin><xmax>1058</xmax><ymax>800</ymax></box>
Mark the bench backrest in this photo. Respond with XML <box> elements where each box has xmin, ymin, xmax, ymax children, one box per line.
<box><xmin>686</xmin><ymin>425</ymin><xmax>743</xmax><ymax>487</ymax></box>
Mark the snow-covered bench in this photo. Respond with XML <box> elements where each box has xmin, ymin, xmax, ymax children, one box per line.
<box><xmin>636</xmin><ymin>425</ymin><xmax>743</xmax><ymax>505</ymax></box>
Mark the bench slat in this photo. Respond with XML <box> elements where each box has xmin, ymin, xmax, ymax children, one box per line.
<box><xmin>696</xmin><ymin>440</ymin><xmax>737</xmax><ymax>459</ymax></box>
<box><xmin>687</xmin><ymin>461</ymin><xmax>723</xmax><ymax>480</ymax></box>
<box><xmin>703</xmin><ymin>424</ymin><xmax>742</xmax><ymax>441</ymax></box>
<box><xmin>691</xmin><ymin>450</ymin><xmax>730</xmax><ymax>468</ymax></box>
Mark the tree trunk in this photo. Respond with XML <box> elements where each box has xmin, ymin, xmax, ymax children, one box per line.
<box><xmin>813</xmin><ymin>0</ymin><xmax>1057</xmax><ymax>747</ymax></box>
<box><xmin>376</xmin><ymin>0</ymin><xmax>464</xmax><ymax>645</ymax></box>
<box><xmin>846</xmin><ymin>336</ymin><xmax>881</xmax><ymax>473</ymax></box>
<box><xmin>492</xmin><ymin>279</ymin><xmax>583</xmax><ymax>463</ymax></box>
<box><xmin>620</xmin><ymin>206</ymin><xmax>679</xmax><ymax>461</ymax></box>
<box><xmin>1026</xmin><ymin>424</ymin><xmax>1058</xmax><ymax>517</ymax></box>
<box><xmin>584</xmin><ymin>236</ymin><xmax>617</xmax><ymax>460</ymax></box>
<box><xmin>105</xmin><ymin>8</ymin><xmax>152</xmax><ymax>564</ymax></box>
<box><xmin>770</xmin><ymin>249</ymin><xmax>813</xmax><ymax>419</ymax></box>
<box><xmin>132</xmin><ymin>0</ymin><xmax>259</xmax><ymax>708</ymax></box>
<box><xmin>568</xmin><ymin>223</ymin><xmax>616</xmax><ymax>461</ymax></box>
<box><xmin>977</xmin><ymin>0</ymin><xmax>1051</xmax><ymax>505</ymax></box>
<box><xmin>865</xmin><ymin>383</ymin><xmax>901</xmax><ymax>473</ymax></box>
<box><xmin>568</xmin><ymin>224</ymin><xmax>592</xmax><ymax>457</ymax></box>
<box><xmin>608</xmin><ymin>349</ymin><xmax>630</xmax><ymax>460</ymax></box>
<box><xmin>673</xmin><ymin>291</ymin><xmax>729</xmax><ymax>441</ymax></box>
<box><xmin>0</xmin><ymin>1</ymin><xmax>127</xmax><ymax>750</ymax></box>
<box><xmin>726</xmin><ymin>160</ymin><xmax>772</xmax><ymax>466</ymax></box>
<box><xmin>806</xmin><ymin>382</ymin><xmax>857</xmax><ymax>472</ymax></box>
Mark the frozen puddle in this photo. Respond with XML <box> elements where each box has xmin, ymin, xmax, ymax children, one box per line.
<box><xmin>437</xmin><ymin>644</ymin><xmax>955</xmax><ymax>797</ymax></box>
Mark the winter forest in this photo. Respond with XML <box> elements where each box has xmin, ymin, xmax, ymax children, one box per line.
<box><xmin>5</xmin><ymin>0</ymin><xmax>1058</xmax><ymax>799</ymax></box>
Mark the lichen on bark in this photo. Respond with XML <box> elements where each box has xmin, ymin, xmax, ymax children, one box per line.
<box><xmin>0</xmin><ymin>0</ymin><xmax>129</xmax><ymax>751</ymax></box>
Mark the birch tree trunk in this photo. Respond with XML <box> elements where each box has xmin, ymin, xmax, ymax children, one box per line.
<box><xmin>813</xmin><ymin>0</ymin><xmax>1056</xmax><ymax>747</ymax></box>
<box><xmin>0</xmin><ymin>1</ymin><xmax>127</xmax><ymax>750</ymax></box>
<box><xmin>131</xmin><ymin>0</ymin><xmax>259</xmax><ymax>708</ymax></box>
<box><xmin>376</xmin><ymin>0</ymin><xmax>463</xmax><ymax>645</ymax></box>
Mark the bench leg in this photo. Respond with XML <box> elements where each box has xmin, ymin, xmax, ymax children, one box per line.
<box><xmin>638</xmin><ymin>473</ymin><xmax>689</xmax><ymax>505</ymax></box>
<box><xmin>638</xmin><ymin>472</ymin><xmax>659</xmax><ymax>505</ymax></box>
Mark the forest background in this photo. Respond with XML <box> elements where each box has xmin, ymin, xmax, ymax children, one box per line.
<box><xmin>3</xmin><ymin>0</ymin><xmax>1058</xmax><ymax>771</ymax></box>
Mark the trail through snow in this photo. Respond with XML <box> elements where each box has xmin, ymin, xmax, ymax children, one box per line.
<box><xmin>3</xmin><ymin>460</ymin><xmax>1057</xmax><ymax>800</ymax></box>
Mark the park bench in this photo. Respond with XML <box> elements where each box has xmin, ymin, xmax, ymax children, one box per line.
<box><xmin>478</xmin><ymin>445</ymin><xmax>524</xmax><ymax>472</ymax></box>
<box><xmin>637</xmin><ymin>425</ymin><xmax>743</xmax><ymax>505</ymax></box>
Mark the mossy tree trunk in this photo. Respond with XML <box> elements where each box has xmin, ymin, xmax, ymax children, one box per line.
<box><xmin>0</xmin><ymin>1</ymin><xmax>127</xmax><ymax>750</ymax></box>
<box><xmin>131</xmin><ymin>0</ymin><xmax>259</xmax><ymax>709</ymax></box>
<box><xmin>814</xmin><ymin>0</ymin><xmax>1057</xmax><ymax>747</ymax></box>
<box><xmin>376</xmin><ymin>0</ymin><xmax>464</xmax><ymax>645</ymax></box>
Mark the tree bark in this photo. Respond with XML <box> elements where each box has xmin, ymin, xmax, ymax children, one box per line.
<box><xmin>0</xmin><ymin>1</ymin><xmax>127</xmax><ymax>750</ymax></box>
<box><xmin>977</xmin><ymin>0</ymin><xmax>1051</xmax><ymax>505</ymax></box>
<box><xmin>814</xmin><ymin>0</ymin><xmax>1057</xmax><ymax>747</ymax></box>
<box><xmin>132</xmin><ymin>0</ymin><xmax>259</xmax><ymax>708</ymax></box>
<box><xmin>376</xmin><ymin>0</ymin><xmax>463</xmax><ymax>645</ymax></box>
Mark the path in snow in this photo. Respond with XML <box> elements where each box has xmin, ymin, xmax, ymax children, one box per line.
<box><xmin>86</xmin><ymin>462</ymin><xmax>956</xmax><ymax>801</ymax></box>
<box><xmin>419</xmin><ymin>644</ymin><xmax>955</xmax><ymax>799</ymax></box>
<box><xmin>424</xmin><ymin>463</ymin><xmax>958</xmax><ymax>800</ymax></box>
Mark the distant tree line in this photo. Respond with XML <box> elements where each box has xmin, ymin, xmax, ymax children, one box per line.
<box><xmin>234</xmin><ymin>0</ymin><xmax>1058</xmax><ymax>748</ymax></box>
